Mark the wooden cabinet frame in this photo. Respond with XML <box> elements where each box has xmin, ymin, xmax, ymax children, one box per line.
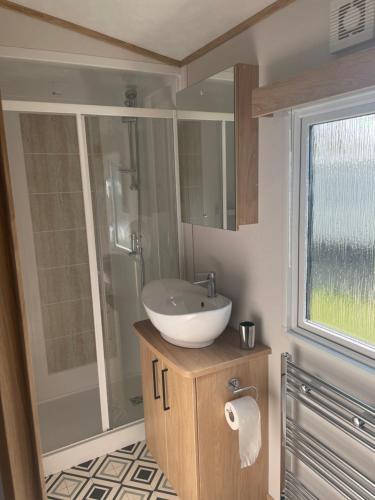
<box><xmin>235</xmin><ymin>63</ymin><xmax>259</xmax><ymax>227</ymax></box>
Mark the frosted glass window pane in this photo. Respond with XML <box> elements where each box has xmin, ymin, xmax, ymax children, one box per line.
<box><xmin>307</xmin><ymin>115</ymin><xmax>375</xmax><ymax>348</ymax></box>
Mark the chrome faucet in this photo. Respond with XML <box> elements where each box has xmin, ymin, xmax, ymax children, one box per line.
<box><xmin>192</xmin><ymin>271</ymin><xmax>217</xmax><ymax>298</ymax></box>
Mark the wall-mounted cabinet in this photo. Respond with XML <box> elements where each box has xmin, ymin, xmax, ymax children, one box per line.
<box><xmin>136</xmin><ymin>320</ymin><xmax>271</xmax><ymax>500</ymax></box>
<box><xmin>176</xmin><ymin>63</ymin><xmax>259</xmax><ymax>230</ymax></box>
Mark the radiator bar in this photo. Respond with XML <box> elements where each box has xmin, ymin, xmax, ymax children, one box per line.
<box><xmin>280</xmin><ymin>353</ymin><xmax>375</xmax><ymax>500</ymax></box>
<box><xmin>287</xmin><ymin>425</ymin><xmax>375</xmax><ymax>499</ymax></box>
<box><xmin>287</xmin><ymin>369</ymin><xmax>375</xmax><ymax>432</ymax></box>
<box><xmin>287</xmin><ymin>386</ymin><xmax>375</xmax><ymax>452</ymax></box>
<box><xmin>287</xmin><ymin>361</ymin><xmax>375</xmax><ymax>418</ymax></box>
<box><xmin>286</xmin><ymin>440</ymin><xmax>357</xmax><ymax>500</ymax></box>
<box><xmin>287</xmin><ymin>419</ymin><xmax>375</xmax><ymax>495</ymax></box>
<box><xmin>285</xmin><ymin>470</ymin><xmax>318</xmax><ymax>500</ymax></box>
<box><xmin>285</xmin><ymin>480</ymin><xmax>310</xmax><ymax>500</ymax></box>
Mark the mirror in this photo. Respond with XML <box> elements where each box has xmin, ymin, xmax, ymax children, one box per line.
<box><xmin>176</xmin><ymin>67</ymin><xmax>236</xmax><ymax>230</ymax></box>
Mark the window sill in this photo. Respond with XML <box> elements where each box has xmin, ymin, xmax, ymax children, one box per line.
<box><xmin>286</xmin><ymin>326</ymin><xmax>375</xmax><ymax>372</ymax></box>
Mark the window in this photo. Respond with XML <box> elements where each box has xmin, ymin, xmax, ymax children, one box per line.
<box><xmin>291</xmin><ymin>97</ymin><xmax>375</xmax><ymax>364</ymax></box>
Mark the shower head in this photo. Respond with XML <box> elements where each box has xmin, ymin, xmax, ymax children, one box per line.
<box><xmin>124</xmin><ymin>88</ymin><xmax>137</xmax><ymax>107</ymax></box>
<box><xmin>122</xmin><ymin>88</ymin><xmax>138</xmax><ymax>123</ymax></box>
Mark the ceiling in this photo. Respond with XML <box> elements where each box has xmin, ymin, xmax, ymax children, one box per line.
<box><xmin>8</xmin><ymin>0</ymin><xmax>276</xmax><ymax>60</ymax></box>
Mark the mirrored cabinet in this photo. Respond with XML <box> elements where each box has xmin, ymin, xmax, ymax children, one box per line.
<box><xmin>176</xmin><ymin>63</ymin><xmax>259</xmax><ymax>231</ymax></box>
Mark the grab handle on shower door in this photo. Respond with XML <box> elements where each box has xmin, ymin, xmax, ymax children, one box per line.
<box><xmin>152</xmin><ymin>359</ymin><xmax>160</xmax><ymax>400</ymax></box>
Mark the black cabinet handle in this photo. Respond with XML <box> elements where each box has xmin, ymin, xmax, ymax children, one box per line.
<box><xmin>152</xmin><ymin>359</ymin><xmax>160</xmax><ymax>400</ymax></box>
<box><xmin>161</xmin><ymin>368</ymin><xmax>170</xmax><ymax>411</ymax></box>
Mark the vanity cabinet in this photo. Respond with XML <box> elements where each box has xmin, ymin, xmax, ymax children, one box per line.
<box><xmin>135</xmin><ymin>320</ymin><xmax>271</xmax><ymax>500</ymax></box>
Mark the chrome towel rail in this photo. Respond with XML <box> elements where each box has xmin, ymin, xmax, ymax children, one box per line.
<box><xmin>285</xmin><ymin>470</ymin><xmax>318</xmax><ymax>500</ymax></box>
<box><xmin>281</xmin><ymin>353</ymin><xmax>375</xmax><ymax>500</ymax></box>
<box><xmin>287</xmin><ymin>376</ymin><xmax>375</xmax><ymax>452</ymax></box>
<box><xmin>288</xmin><ymin>360</ymin><xmax>375</xmax><ymax>419</ymax></box>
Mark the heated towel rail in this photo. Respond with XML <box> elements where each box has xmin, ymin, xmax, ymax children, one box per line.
<box><xmin>281</xmin><ymin>353</ymin><xmax>375</xmax><ymax>500</ymax></box>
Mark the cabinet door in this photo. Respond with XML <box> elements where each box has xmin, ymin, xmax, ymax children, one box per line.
<box><xmin>161</xmin><ymin>363</ymin><xmax>199</xmax><ymax>500</ymax></box>
<box><xmin>140</xmin><ymin>342</ymin><xmax>168</xmax><ymax>473</ymax></box>
<box><xmin>196</xmin><ymin>357</ymin><xmax>268</xmax><ymax>500</ymax></box>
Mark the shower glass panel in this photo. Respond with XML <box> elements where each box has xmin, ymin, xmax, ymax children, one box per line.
<box><xmin>3</xmin><ymin>112</ymin><xmax>102</xmax><ymax>452</ymax></box>
<box><xmin>85</xmin><ymin>115</ymin><xmax>179</xmax><ymax>430</ymax></box>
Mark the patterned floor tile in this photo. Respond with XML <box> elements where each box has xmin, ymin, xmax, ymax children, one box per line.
<box><xmin>63</xmin><ymin>456</ymin><xmax>106</xmax><ymax>481</ymax></box>
<box><xmin>148</xmin><ymin>493</ymin><xmax>179</xmax><ymax>500</ymax></box>
<box><xmin>46</xmin><ymin>471</ymin><xmax>88</xmax><ymax>499</ymax></box>
<box><xmin>83</xmin><ymin>478</ymin><xmax>121</xmax><ymax>499</ymax></box>
<box><xmin>94</xmin><ymin>454</ymin><xmax>133</xmax><ymax>483</ymax></box>
<box><xmin>114</xmin><ymin>441</ymin><xmax>144</xmax><ymax>460</ymax></box>
<box><xmin>137</xmin><ymin>444</ymin><xmax>156</xmax><ymax>464</ymax></box>
<box><xmin>122</xmin><ymin>460</ymin><xmax>162</xmax><ymax>491</ymax></box>
<box><xmin>45</xmin><ymin>474</ymin><xmax>57</xmax><ymax>490</ymax></box>
<box><xmin>45</xmin><ymin>441</ymin><xmax>178</xmax><ymax>500</ymax></box>
<box><xmin>116</xmin><ymin>485</ymin><xmax>150</xmax><ymax>499</ymax></box>
<box><xmin>154</xmin><ymin>476</ymin><xmax>177</xmax><ymax>496</ymax></box>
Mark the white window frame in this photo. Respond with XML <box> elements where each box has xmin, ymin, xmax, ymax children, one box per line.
<box><xmin>288</xmin><ymin>89</ymin><xmax>375</xmax><ymax>368</ymax></box>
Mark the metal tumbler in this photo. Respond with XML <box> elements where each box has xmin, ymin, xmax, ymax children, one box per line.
<box><xmin>239</xmin><ymin>321</ymin><xmax>255</xmax><ymax>350</ymax></box>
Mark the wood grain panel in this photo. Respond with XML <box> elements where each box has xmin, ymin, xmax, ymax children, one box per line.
<box><xmin>0</xmin><ymin>98</ymin><xmax>45</xmax><ymax>498</ymax></box>
<box><xmin>135</xmin><ymin>320</ymin><xmax>271</xmax><ymax>379</ymax></box>
<box><xmin>181</xmin><ymin>0</ymin><xmax>297</xmax><ymax>65</ymax></box>
<box><xmin>0</xmin><ymin>0</ymin><xmax>180</xmax><ymax>66</ymax></box>
<box><xmin>164</xmin><ymin>362</ymin><xmax>199</xmax><ymax>500</ymax></box>
<box><xmin>235</xmin><ymin>64</ymin><xmax>259</xmax><ymax>227</ymax></box>
<box><xmin>140</xmin><ymin>343</ymin><xmax>168</xmax><ymax>474</ymax></box>
<box><xmin>252</xmin><ymin>45</ymin><xmax>375</xmax><ymax>117</ymax></box>
<box><xmin>196</xmin><ymin>356</ymin><xmax>269</xmax><ymax>500</ymax></box>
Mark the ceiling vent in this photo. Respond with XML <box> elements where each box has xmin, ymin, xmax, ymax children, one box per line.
<box><xmin>330</xmin><ymin>0</ymin><xmax>375</xmax><ymax>53</ymax></box>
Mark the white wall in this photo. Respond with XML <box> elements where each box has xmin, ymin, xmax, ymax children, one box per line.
<box><xmin>184</xmin><ymin>1</ymin><xmax>375</xmax><ymax>498</ymax></box>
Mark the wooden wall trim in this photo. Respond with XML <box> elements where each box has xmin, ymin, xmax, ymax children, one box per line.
<box><xmin>180</xmin><ymin>0</ymin><xmax>297</xmax><ymax>66</ymax></box>
<box><xmin>252</xmin><ymin>46</ymin><xmax>375</xmax><ymax>117</ymax></box>
<box><xmin>0</xmin><ymin>97</ymin><xmax>46</xmax><ymax>499</ymax></box>
<box><xmin>236</xmin><ymin>63</ymin><xmax>259</xmax><ymax>227</ymax></box>
<box><xmin>0</xmin><ymin>0</ymin><xmax>296</xmax><ymax>69</ymax></box>
<box><xmin>0</xmin><ymin>0</ymin><xmax>181</xmax><ymax>67</ymax></box>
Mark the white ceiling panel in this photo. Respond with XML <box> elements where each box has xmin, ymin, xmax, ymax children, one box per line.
<box><xmin>9</xmin><ymin>0</ymin><xmax>276</xmax><ymax>59</ymax></box>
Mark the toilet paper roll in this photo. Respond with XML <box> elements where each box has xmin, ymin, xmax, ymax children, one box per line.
<box><xmin>225</xmin><ymin>396</ymin><xmax>261</xmax><ymax>468</ymax></box>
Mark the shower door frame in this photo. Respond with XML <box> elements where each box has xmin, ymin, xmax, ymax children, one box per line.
<box><xmin>2</xmin><ymin>99</ymin><xmax>183</xmax><ymax>471</ymax></box>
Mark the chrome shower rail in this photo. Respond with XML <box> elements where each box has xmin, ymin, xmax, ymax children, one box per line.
<box><xmin>281</xmin><ymin>353</ymin><xmax>375</xmax><ymax>500</ymax></box>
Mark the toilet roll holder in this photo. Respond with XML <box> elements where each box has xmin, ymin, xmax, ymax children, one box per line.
<box><xmin>226</xmin><ymin>378</ymin><xmax>259</xmax><ymax>423</ymax></box>
<box><xmin>227</xmin><ymin>378</ymin><xmax>258</xmax><ymax>400</ymax></box>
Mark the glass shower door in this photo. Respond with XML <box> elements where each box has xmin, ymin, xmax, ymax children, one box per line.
<box><xmin>85</xmin><ymin>114</ymin><xmax>179</xmax><ymax>430</ymax></box>
<box><xmin>4</xmin><ymin>112</ymin><xmax>102</xmax><ymax>452</ymax></box>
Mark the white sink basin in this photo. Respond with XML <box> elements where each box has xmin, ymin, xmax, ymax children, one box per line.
<box><xmin>142</xmin><ymin>279</ymin><xmax>232</xmax><ymax>348</ymax></box>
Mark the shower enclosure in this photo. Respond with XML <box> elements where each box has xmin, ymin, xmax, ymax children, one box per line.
<box><xmin>3</xmin><ymin>99</ymin><xmax>181</xmax><ymax>469</ymax></box>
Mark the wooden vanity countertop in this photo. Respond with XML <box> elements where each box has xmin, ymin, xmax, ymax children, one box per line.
<box><xmin>134</xmin><ymin>319</ymin><xmax>271</xmax><ymax>379</ymax></box>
